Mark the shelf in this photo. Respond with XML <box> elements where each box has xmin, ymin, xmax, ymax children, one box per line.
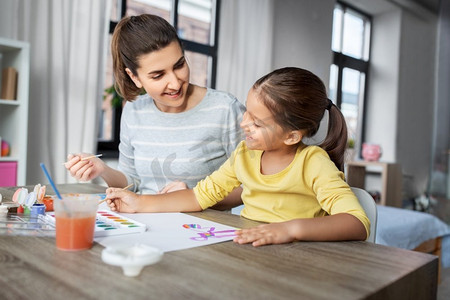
<box><xmin>0</xmin><ymin>157</ymin><xmax>19</xmax><ymax>162</ymax></box>
<box><xmin>0</xmin><ymin>37</ymin><xmax>29</xmax><ymax>186</ymax></box>
<box><xmin>0</xmin><ymin>99</ymin><xmax>19</xmax><ymax>105</ymax></box>
<box><xmin>346</xmin><ymin>160</ymin><xmax>403</xmax><ymax>207</ymax></box>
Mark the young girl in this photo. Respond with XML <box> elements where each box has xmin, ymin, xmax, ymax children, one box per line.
<box><xmin>105</xmin><ymin>67</ymin><xmax>370</xmax><ymax>246</ymax></box>
<box><xmin>64</xmin><ymin>14</ymin><xmax>244</xmax><ymax>209</ymax></box>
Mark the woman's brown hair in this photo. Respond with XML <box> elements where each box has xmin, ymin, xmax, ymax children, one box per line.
<box><xmin>111</xmin><ymin>14</ymin><xmax>183</xmax><ymax>101</ymax></box>
<box><xmin>252</xmin><ymin>67</ymin><xmax>348</xmax><ymax>171</ymax></box>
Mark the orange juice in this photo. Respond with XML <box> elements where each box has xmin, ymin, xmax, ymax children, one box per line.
<box><xmin>55</xmin><ymin>215</ymin><xmax>96</xmax><ymax>251</ymax></box>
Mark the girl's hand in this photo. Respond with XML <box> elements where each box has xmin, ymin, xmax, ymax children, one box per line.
<box><xmin>64</xmin><ymin>153</ymin><xmax>105</xmax><ymax>181</ymax></box>
<box><xmin>233</xmin><ymin>221</ymin><xmax>296</xmax><ymax>247</ymax></box>
<box><xmin>158</xmin><ymin>181</ymin><xmax>188</xmax><ymax>194</ymax></box>
<box><xmin>105</xmin><ymin>188</ymin><xmax>141</xmax><ymax>213</ymax></box>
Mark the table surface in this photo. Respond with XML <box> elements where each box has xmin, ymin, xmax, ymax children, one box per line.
<box><xmin>0</xmin><ymin>184</ymin><xmax>438</xmax><ymax>300</ymax></box>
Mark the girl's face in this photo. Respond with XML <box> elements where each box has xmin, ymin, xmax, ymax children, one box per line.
<box><xmin>240</xmin><ymin>88</ymin><xmax>290</xmax><ymax>151</ymax></box>
<box><xmin>126</xmin><ymin>41</ymin><xmax>190</xmax><ymax>113</ymax></box>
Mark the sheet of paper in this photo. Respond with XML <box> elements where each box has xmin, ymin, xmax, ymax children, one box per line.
<box><xmin>95</xmin><ymin>206</ymin><xmax>238</xmax><ymax>252</ymax></box>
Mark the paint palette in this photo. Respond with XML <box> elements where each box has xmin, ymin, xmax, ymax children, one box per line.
<box><xmin>45</xmin><ymin>210</ymin><xmax>147</xmax><ymax>237</ymax></box>
<box><xmin>95</xmin><ymin>210</ymin><xmax>147</xmax><ymax>236</ymax></box>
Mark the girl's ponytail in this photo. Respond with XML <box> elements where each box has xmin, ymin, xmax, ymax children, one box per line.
<box><xmin>319</xmin><ymin>102</ymin><xmax>348</xmax><ymax>171</ymax></box>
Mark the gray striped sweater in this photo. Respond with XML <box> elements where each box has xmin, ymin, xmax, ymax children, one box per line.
<box><xmin>118</xmin><ymin>88</ymin><xmax>245</xmax><ymax>194</ymax></box>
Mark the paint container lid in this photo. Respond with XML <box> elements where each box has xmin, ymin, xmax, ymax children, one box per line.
<box><xmin>101</xmin><ymin>244</ymin><xmax>163</xmax><ymax>277</ymax></box>
<box><xmin>31</xmin><ymin>203</ymin><xmax>46</xmax><ymax>216</ymax></box>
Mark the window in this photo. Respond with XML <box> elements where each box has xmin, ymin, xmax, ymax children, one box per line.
<box><xmin>98</xmin><ymin>0</ymin><xmax>220</xmax><ymax>157</ymax></box>
<box><xmin>329</xmin><ymin>2</ymin><xmax>371</xmax><ymax>156</ymax></box>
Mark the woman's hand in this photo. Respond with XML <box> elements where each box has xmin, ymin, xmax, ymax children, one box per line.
<box><xmin>64</xmin><ymin>153</ymin><xmax>105</xmax><ymax>181</ymax></box>
<box><xmin>158</xmin><ymin>181</ymin><xmax>188</xmax><ymax>194</ymax></box>
<box><xmin>233</xmin><ymin>221</ymin><xmax>297</xmax><ymax>247</ymax></box>
<box><xmin>105</xmin><ymin>188</ymin><xmax>141</xmax><ymax>213</ymax></box>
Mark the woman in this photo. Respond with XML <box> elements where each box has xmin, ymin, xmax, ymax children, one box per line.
<box><xmin>65</xmin><ymin>14</ymin><xmax>244</xmax><ymax>209</ymax></box>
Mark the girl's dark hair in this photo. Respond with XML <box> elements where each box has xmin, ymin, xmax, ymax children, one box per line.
<box><xmin>111</xmin><ymin>14</ymin><xmax>183</xmax><ymax>101</ymax></box>
<box><xmin>253</xmin><ymin>67</ymin><xmax>348</xmax><ymax>171</ymax></box>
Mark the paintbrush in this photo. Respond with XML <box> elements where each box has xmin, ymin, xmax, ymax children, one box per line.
<box><xmin>98</xmin><ymin>183</ymin><xmax>134</xmax><ymax>206</ymax></box>
<box><xmin>62</xmin><ymin>154</ymin><xmax>103</xmax><ymax>165</ymax></box>
<box><xmin>81</xmin><ymin>154</ymin><xmax>103</xmax><ymax>161</ymax></box>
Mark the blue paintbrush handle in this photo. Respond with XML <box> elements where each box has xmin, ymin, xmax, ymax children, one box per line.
<box><xmin>40</xmin><ymin>163</ymin><xmax>62</xmax><ymax>200</ymax></box>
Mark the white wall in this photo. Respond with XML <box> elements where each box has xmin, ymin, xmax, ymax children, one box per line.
<box><xmin>366</xmin><ymin>9</ymin><xmax>401</xmax><ymax>162</ymax></box>
<box><xmin>272</xmin><ymin>0</ymin><xmax>334</xmax><ymax>84</ymax></box>
<box><xmin>430</xmin><ymin>0</ymin><xmax>450</xmax><ymax>198</ymax></box>
<box><xmin>271</xmin><ymin>0</ymin><xmax>334</xmax><ymax>143</ymax></box>
<box><xmin>396</xmin><ymin>11</ymin><xmax>437</xmax><ymax>195</ymax></box>
<box><xmin>0</xmin><ymin>0</ymin><xmax>17</xmax><ymax>38</ymax></box>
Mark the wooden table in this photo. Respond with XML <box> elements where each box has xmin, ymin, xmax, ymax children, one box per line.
<box><xmin>0</xmin><ymin>184</ymin><xmax>438</xmax><ymax>300</ymax></box>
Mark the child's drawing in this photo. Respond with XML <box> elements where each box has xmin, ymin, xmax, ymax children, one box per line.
<box><xmin>183</xmin><ymin>224</ymin><xmax>236</xmax><ymax>241</ymax></box>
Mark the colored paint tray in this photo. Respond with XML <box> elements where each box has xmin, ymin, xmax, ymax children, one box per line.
<box><xmin>95</xmin><ymin>210</ymin><xmax>147</xmax><ymax>236</ymax></box>
<box><xmin>45</xmin><ymin>210</ymin><xmax>147</xmax><ymax>237</ymax></box>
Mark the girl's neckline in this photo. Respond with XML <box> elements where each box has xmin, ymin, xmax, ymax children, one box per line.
<box><xmin>258</xmin><ymin>144</ymin><xmax>306</xmax><ymax>177</ymax></box>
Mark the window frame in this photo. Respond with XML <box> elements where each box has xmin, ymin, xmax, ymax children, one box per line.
<box><xmin>97</xmin><ymin>0</ymin><xmax>221</xmax><ymax>158</ymax></box>
<box><xmin>331</xmin><ymin>1</ymin><xmax>372</xmax><ymax>156</ymax></box>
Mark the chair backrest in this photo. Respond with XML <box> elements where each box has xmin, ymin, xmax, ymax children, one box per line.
<box><xmin>351</xmin><ymin>187</ymin><xmax>378</xmax><ymax>243</ymax></box>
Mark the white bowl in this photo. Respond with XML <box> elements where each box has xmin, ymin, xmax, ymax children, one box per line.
<box><xmin>101</xmin><ymin>244</ymin><xmax>163</xmax><ymax>277</ymax></box>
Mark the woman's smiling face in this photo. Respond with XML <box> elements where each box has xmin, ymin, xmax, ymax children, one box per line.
<box><xmin>127</xmin><ymin>41</ymin><xmax>190</xmax><ymax>113</ymax></box>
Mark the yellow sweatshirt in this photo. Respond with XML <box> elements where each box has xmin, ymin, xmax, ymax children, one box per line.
<box><xmin>194</xmin><ymin>141</ymin><xmax>370</xmax><ymax>237</ymax></box>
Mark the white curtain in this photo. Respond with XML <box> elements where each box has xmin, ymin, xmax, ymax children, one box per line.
<box><xmin>216</xmin><ymin>0</ymin><xmax>274</xmax><ymax>104</ymax></box>
<box><xmin>0</xmin><ymin>0</ymin><xmax>110</xmax><ymax>184</ymax></box>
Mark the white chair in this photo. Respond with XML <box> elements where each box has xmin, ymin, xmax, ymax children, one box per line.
<box><xmin>351</xmin><ymin>187</ymin><xmax>378</xmax><ymax>243</ymax></box>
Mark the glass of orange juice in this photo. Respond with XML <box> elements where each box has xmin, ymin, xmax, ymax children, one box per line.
<box><xmin>54</xmin><ymin>194</ymin><xmax>100</xmax><ymax>251</ymax></box>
